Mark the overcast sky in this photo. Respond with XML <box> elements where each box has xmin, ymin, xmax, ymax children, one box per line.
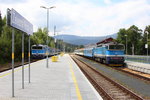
<box><xmin>0</xmin><ymin>0</ymin><xmax>150</xmax><ymax>36</ymax></box>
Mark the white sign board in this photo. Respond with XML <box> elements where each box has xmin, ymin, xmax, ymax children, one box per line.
<box><xmin>145</xmin><ymin>44</ymin><xmax>148</xmax><ymax>48</ymax></box>
<box><xmin>10</xmin><ymin>8</ymin><xmax>33</xmax><ymax>35</ymax></box>
<box><xmin>55</xmin><ymin>38</ymin><xmax>57</xmax><ymax>43</ymax></box>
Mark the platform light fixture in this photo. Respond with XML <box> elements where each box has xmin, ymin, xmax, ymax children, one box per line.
<box><xmin>125</xmin><ymin>34</ymin><xmax>127</xmax><ymax>55</ymax></box>
<box><xmin>146</xmin><ymin>31</ymin><xmax>149</xmax><ymax>56</ymax></box>
<box><xmin>145</xmin><ymin>31</ymin><xmax>149</xmax><ymax>64</ymax></box>
<box><xmin>40</xmin><ymin>6</ymin><xmax>56</xmax><ymax>68</ymax></box>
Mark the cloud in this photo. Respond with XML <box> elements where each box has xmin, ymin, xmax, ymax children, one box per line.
<box><xmin>0</xmin><ymin>0</ymin><xmax>47</xmax><ymax>32</ymax></box>
<box><xmin>104</xmin><ymin>0</ymin><xmax>111</xmax><ymax>4</ymax></box>
<box><xmin>0</xmin><ymin>0</ymin><xmax>150</xmax><ymax>36</ymax></box>
<box><xmin>53</xmin><ymin>0</ymin><xmax>150</xmax><ymax>36</ymax></box>
<box><xmin>0</xmin><ymin>0</ymin><xmax>27</xmax><ymax>4</ymax></box>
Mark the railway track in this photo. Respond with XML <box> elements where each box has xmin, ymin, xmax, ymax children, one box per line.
<box><xmin>0</xmin><ymin>55</ymin><xmax>58</xmax><ymax>73</ymax></box>
<box><xmin>78</xmin><ymin>55</ymin><xmax>150</xmax><ymax>82</ymax></box>
<box><xmin>71</xmin><ymin>55</ymin><xmax>144</xmax><ymax>100</ymax></box>
<box><xmin>114</xmin><ymin>67</ymin><xmax>150</xmax><ymax>82</ymax></box>
<box><xmin>0</xmin><ymin>59</ymin><xmax>38</xmax><ymax>73</ymax></box>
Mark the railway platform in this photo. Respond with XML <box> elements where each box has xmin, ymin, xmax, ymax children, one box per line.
<box><xmin>126</xmin><ymin>61</ymin><xmax>150</xmax><ymax>74</ymax></box>
<box><xmin>0</xmin><ymin>54</ymin><xmax>102</xmax><ymax>100</ymax></box>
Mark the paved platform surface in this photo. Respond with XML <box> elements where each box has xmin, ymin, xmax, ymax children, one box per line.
<box><xmin>0</xmin><ymin>54</ymin><xmax>102</xmax><ymax>100</ymax></box>
<box><xmin>126</xmin><ymin>61</ymin><xmax>150</xmax><ymax>74</ymax></box>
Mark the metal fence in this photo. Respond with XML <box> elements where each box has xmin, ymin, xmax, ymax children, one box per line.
<box><xmin>125</xmin><ymin>55</ymin><xmax>150</xmax><ymax>64</ymax></box>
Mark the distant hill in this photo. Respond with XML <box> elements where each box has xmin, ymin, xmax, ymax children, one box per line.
<box><xmin>54</xmin><ymin>33</ymin><xmax>117</xmax><ymax>45</ymax></box>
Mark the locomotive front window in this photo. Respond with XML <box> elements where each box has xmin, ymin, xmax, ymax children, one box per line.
<box><xmin>109</xmin><ymin>45</ymin><xmax>124</xmax><ymax>50</ymax></box>
<box><xmin>105</xmin><ymin>46</ymin><xmax>108</xmax><ymax>49</ymax></box>
<box><xmin>32</xmin><ymin>46</ymin><xmax>43</xmax><ymax>50</ymax></box>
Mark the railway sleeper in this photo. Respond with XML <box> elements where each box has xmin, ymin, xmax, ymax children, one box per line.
<box><xmin>112</xmin><ymin>92</ymin><xmax>129</xmax><ymax>96</ymax></box>
<box><xmin>103</xmin><ymin>83</ymin><xmax>115</xmax><ymax>86</ymax></box>
<box><xmin>101</xmin><ymin>85</ymin><xmax>118</xmax><ymax>89</ymax></box>
<box><xmin>115</xmin><ymin>95</ymin><xmax>133</xmax><ymax>98</ymax></box>
<box><xmin>97</xmin><ymin>80</ymin><xmax>108</xmax><ymax>83</ymax></box>
<box><xmin>109</xmin><ymin>90</ymin><xmax>122</xmax><ymax>92</ymax></box>
<box><xmin>114</xmin><ymin>96</ymin><xmax>134</xmax><ymax>100</ymax></box>
<box><xmin>107</xmin><ymin>93</ymin><xmax>132</xmax><ymax>100</ymax></box>
<box><xmin>108</xmin><ymin>90</ymin><xmax>123</xmax><ymax>94</ymax></box>
<box><xmin>108</xmin><ymin>91</ymin><xmax>134</xmax><ymax>99</ymax></box>
<box><xmin>104</xmin><ymin>85</ymin><xmax>118</xmax><ymax>89</ymax></box>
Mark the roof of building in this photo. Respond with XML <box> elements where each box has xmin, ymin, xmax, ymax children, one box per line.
<box><xmin>96</xmin><ymin>37</ymin><xmax>114</xmax><ymax>45</ymax></box>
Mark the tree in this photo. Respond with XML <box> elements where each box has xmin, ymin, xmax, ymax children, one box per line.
<box><xmin>0</xmin><ymin>11</ymin><xmax>5</xmax><ymax>36</ymax></box>
<box><xmin>117</xmin><ymin>28</ymin><xmax>127</xmax><ymax>44</ymax></box>
<box><xmin>116</xmin><ymin>28</ymin><xmax>128</xmax><ymax>54</ymax></box>
<box><xmin>127</xmin><ymin>25</ymin><xmax>142</xmax><ymax>55</ymax></box>
<box><xmin>0</xmin><ymin>17</ymin><xmax>12</xmax><ymax>63</ymax></box>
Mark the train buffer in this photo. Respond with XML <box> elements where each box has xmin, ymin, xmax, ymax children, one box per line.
<box><xmin>0</xmin><ymin>54</ymin><xmax>102</xmax><ymax>100</ymax></box>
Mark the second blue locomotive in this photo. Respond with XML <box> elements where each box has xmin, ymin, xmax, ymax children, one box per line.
<box><xmin>31</xmin><ymin>44</ymin><xmax>55</xmax><ymax>59</ymax></box>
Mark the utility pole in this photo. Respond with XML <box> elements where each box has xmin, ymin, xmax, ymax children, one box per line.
<box><xmin>54</xmin><ymin>26</ymin><xmax>56</xmax><ymax>55</ymax></box>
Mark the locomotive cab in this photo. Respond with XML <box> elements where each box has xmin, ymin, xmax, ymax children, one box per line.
<box><xmin>31</xmin><ymin>45</ymin><xmax>47</xmax><ymax>58</ymax></box>
<box><xmin>106</xmin><ymin>44</ymin><xmax>125</xmax><ymax>66</ymax></box>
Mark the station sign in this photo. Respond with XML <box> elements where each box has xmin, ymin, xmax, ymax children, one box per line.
<box><xmin>9</xmin><ymin>8</ymin><xmax>33</xmax><ymax>35</ymax></box>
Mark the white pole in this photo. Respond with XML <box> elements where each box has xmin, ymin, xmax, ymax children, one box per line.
<box><xmin>46</xmin><ymin>9</ymin><xmax>49</xmax><ymax>68</ymax></box>
<box><xmin>22</xmin><ymin>33</ymin><xmax>24</xmax><ymax>89</ymax></box>
<box><xmin>12</xmin><ymin>28</ymin><xmax>15</xmax><ymax>97</ymax></box>
<box><xmin>28</xmin><ymin>35</ymin><xmax>31</xmax><ymax>83</ymax></box>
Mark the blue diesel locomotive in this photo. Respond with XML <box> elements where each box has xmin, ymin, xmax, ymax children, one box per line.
<box><xmin>31</xmin><ymin>44</ymin><xmax>54</xmax><ymax>59</ymax></box>
<box><xmin>93</xmin><ymin>42</ymin><xmax>125</xmax><ymax>66</ymax></box>
<box><xmin>75</xmin><ymin>38</ymin><xmax>125</xmax><ymax>66</ymax></box>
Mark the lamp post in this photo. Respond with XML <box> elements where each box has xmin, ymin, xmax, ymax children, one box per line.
<box><xmin>146</xmin><ymin>31</ymin><xmax>149</xmax><ymax>56</ymax></box>
<box><xmin>54</xmin><ymin>25</ymin><xmax>56</xmax><ymax>55</ymax></box>
<box><xmin>40</xmin><ymin>6</ymin><xmax>56</xmax><ymax>68</ymax></box>
<box><xmin>145</xmin><ymin>31</ymin><xmax>149</xmax><ymax>63</ymax></box>
<box><xmin>125</xmin><ymin>34</ymin><xmax>127</xmax><ymax>55</ymax></box>
<box><xmin>56</xmin><ymin>31</ymin><xmax>58</xmax><ymax>54</ymax></box>
<box><xmin>56</xmin><ymin>31</ymin><xmax>61</xmax><ymax>52</ymax></box>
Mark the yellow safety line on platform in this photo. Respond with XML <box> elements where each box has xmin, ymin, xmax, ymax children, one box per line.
<box><xmin>0</xmin><ymin>65</ymin><xmax>29</xmax><ymax>78</ymax></box>
<box><xmin>69</xmin><ymin>63</ymin><xmax>83</xmax><ymax>100</ymax></box>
